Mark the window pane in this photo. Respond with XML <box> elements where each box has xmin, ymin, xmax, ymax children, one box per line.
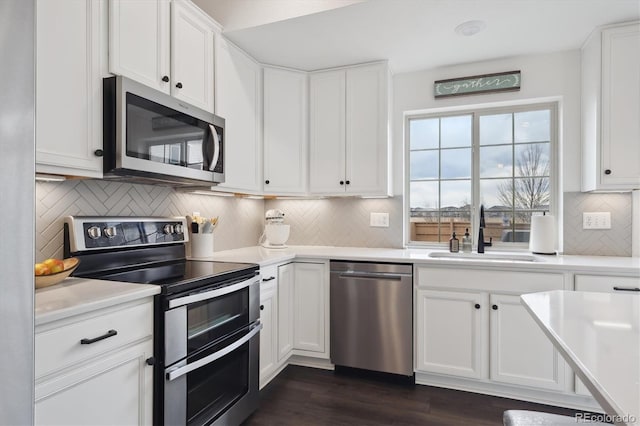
<box><xmin>480</xmin><ymin>179</ymin><xmax>512</xmax><ymax>209</ymax></box>
<box><xmin>441</xmin><ymin>148</ymin><xmax>471</xmax><ymax>179</ymax></box>
<box><xmin>480</xmin><ymin>114</ymin><xmax>512</xmax><ymax>145</ymax></box>
<box><xmin>410</xmin><ymin>118</ymin><xmax>439</xmax><ymax>150</ymax></box>
<box><xmin>479</xmin><ymin>145</ymin><xmax>512</xmax><ymax>178</ymax></box>
<box><xmin>484</xmin><ymin>210</ymin><xmax>515</xmax><ymax>243</ymax></box>
<box><xmin>514</xmin><ymin>177</ymin><xmax>550</xmax><ymax>210</ymax></box>
<box><xmin>441</xmin><ymin>180</ymin><xmax>471</xmax><ymax>208</ymax></box>
<box><xmin>441</xmin><ymin>115</ymin><xmax>471</xmax><ymax>148</ymax></box>
<box><xmin>410</xmin><ymin>150</ymin><xmax>439</xmax><ymax>180</ymax></box>
<box><xmin>410</xmin><ymin>181</ymin><xmax>439</xmax><ymax>210</ymax></box>
<box><xmin>515</xmin><ymin>110</ymin><xmax>550</xmax><ymax>143</ymax></box>
<box><xmin>514</xmin><ymin>143</ymin><xmax>549</xmax><ymax>177</ymax></box>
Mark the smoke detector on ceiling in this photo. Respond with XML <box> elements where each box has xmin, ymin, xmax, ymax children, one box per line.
<box><xmin>455</xmin><ymin>20</ymin><xmax>487</xmax><ymax>37</ymax></box>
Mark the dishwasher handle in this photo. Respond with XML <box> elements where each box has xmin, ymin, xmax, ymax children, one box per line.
<box><xmin>335</xmin><ymin>271</ymin><xmax>410</xmax><ymax>281</ymax></box>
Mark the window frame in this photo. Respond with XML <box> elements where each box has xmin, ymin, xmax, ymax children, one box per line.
<box><xmin>404</xmin><ymin>101</ymin><xmax>559</xmax><ymax>250</ymax></box>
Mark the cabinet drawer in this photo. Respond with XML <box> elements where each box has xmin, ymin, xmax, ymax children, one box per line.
<box><xmin>416</xmin><ymin>266</ymin><xmax>564</xmax><ymax>293</ymax></box>
<box><xmin>575</xmin><ymin>274</ymin><xmax>640</xmax><ymax>293</ymax></box>
<box><xmin>261</xmin><ymin>264</ymin><xmax>278</xmax><ymax>288</ymax></box>
<box><xmin>36</xmin><ymin>301</ymin><xmax>153</xmax><ymax>379</ymax></box>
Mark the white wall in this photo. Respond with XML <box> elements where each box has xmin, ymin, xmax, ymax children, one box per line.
<box><xmin>392</xmin><ymin>50</ymin><xmax>582</xmax><ymax>195</ymax></box>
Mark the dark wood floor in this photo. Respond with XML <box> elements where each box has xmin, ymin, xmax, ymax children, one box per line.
<box><xmin>243</xmin><ymin>366</ymin><xmax>590</xmax><ymax>426</ymax></box>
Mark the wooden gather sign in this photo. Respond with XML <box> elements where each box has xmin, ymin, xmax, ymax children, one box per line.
<box><xmin>434</xmin><ymin>70</ymin><xmax>521</xmax><ymax>98</ymax></box>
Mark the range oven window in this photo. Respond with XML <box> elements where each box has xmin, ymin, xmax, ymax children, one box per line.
<box><xmin>186</xmin><ymin>285</ymin><xmax>249</xmax><ymax>352</ymax></box>
<box><xmin>186</xmin><ymin>338</ymin><xmax>250</xmax><ymax>425</ymax></box>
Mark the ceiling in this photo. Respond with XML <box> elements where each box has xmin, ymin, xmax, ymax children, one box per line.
<box><xmin>194</xmin><ymin>0</ymin><xmax>640</xmax><ymax>74</ymax></box>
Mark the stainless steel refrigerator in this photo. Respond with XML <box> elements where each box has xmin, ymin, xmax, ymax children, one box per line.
<box><xmin>0</xmin><ymin>0</ymin><xmax>35</xmax><ymax>424</ymax></box>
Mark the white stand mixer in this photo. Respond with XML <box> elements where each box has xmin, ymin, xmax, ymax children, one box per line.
<box><xmin>259</xmin><ymin>209</ymin><xmax>290</xmax><ymax>249</ymax></box>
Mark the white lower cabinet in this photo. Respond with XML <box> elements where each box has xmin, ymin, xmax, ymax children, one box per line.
<box><xmin>35</xmin><ymin>299</ymin><xmax>154</xmax><ymax>425</ymax></box>
<box><xmin>416</xmin><ymin>289</ymin><xmax>487</xmax><ymax>379</ymax></box>
<box><xmin>259</xmin><ymin>270</ymin><xmax>278</xmax><ymax>388</ymax></box>
<box><xmin>489</xmin><ymin>294</ymin><xmax>565</xmax><ymax>391</ymax></box>
<box><xmin>415</xmin><ymin>267</ymin><xmax>567</xmax><ymax>396</ymax></box>
<box><xmin>293</xmin><ymin>261</ymin><xmax>329</xmax><ymax>357</ymax></box>
<box><xmin>277</xmin><ymin>262</ymin><xmax>295</xmax><ymax>360</ymax></box>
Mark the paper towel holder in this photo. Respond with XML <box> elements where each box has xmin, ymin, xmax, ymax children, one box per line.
<box><xmin>529</xmin><ymin>211</ymin><xmax>557</xmax><ymax>255</ymax></box>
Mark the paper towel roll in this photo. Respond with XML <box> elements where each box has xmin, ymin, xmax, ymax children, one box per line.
<box><xmin>529</xmin><ymin>214</ymin><xmax>556</xmax><ymax>255</ymax></box>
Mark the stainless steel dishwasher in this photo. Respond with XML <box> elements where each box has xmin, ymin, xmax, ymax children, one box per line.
<box><xmin>330</xmin><ymin>261</ymin><xmax>413</xmax><ymax>377</ymax></box>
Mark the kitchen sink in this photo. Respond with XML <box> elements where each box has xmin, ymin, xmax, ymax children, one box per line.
<box><xmin>427</xmin><ymin>251</ymin><xmax>540</xmax><ymax>262</ymax></box>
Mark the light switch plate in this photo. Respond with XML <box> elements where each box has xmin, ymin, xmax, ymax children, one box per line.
<box><xmin>583</xmin><ymin>212</ymin><xmax>611</xmax><ymax>229</ymax></box>
<box><xmin>370</xmin><ymin>212</ymin><xmax>389</xmax><ymax>228</ymax></box>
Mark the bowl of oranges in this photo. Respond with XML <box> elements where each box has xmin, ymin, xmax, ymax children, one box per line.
<box><xmin>34</xmin><ymin>257</ymin><xmax>80</xmax><ymax>289</ymax></box>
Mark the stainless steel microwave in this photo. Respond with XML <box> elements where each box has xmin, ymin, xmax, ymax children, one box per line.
<box><xmin>103</xmin><ymin>76</ymin><xmax>224</xmax><ymax>186</ymax></box>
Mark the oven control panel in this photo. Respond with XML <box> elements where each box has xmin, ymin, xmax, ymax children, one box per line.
<box><xmin>64</xmin><ymin>217</ymin><xmax>188</xmax><ymax>252</ymax></box>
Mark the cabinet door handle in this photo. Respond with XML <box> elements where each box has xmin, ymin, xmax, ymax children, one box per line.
<box><xmin>176</xmin><ymin>82</ymin><xmax>183</xmax><ymax>89</ymax></box>
<box><xmin>613</xmin><ymin>286</ymin><xmax>640</xmax><ymax>292</ymax></box>
<box><xmin>94</xmin><ymin>149</ymin><xmax>103</xmax><ymax>157</ymax></box>
<box><xmin>339</xmin><ymin>181</ymin><xmax>344</xmax><ymax>185</ymax></box>
<box><xmin>265</xmin><ymin>180</ymin><xmax>270</xmax><ymax>185</ymax></box>
<box><xmin>345</xmin><ymin>180</ymin><xmax>350</xmax><ymax>185</ymax></box>
<box><xmin>146</xmin><ymin>357</ymin><xmax>156</xmax><ymax>366</ymax></box>
<box><xmin>80</xmin><ymin>329</ymin><xmax>117</xmax><ymax>345</ymax></box>
<box><xmin>262</xmin><ymin>276</ymin><xmax>275</xmax><ymax>282</ymax></box>
<box><xmin>604</xmin><ymin>169</ymin><xmax>612</xmax><ymax>175</ymax></box>
<box><xmin>492</xmin><ymin>304</ymin><xmax>498</xmax><ymax>310</ymax></box>
<box><xmin>162</xmin><ymin>75</ymin><xmax>169</xmax><ymax>82</ymax></box>
<box><xmin>475</xmin><ymin>303</ymin><xmax>481</xmax><ymax>309</ymax></box>
<box><xmin>260</xmin><ymin>305</ymin><xmax>264</xmax><ymax>311</ymax></box>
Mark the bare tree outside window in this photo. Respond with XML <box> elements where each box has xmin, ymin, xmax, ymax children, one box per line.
<box><xmin>497</xmin><ymin>143</ymin><xmax>550</xmax><ymax>224</ymax></box>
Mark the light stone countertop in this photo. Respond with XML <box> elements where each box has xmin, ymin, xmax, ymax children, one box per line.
<box><xmin>522</xmin><ymin>290</ymin><xmax>640</xmax><ymax>426</ymax></box>
<box><xmin>35</xmin><ymin>277</ymin><xmax>160</xmax><ymax>326</ymax></box>
<box><xmin>203</xmin><ymin>245</ymin><xmax>640</xmax><ymax>276</ymax></box>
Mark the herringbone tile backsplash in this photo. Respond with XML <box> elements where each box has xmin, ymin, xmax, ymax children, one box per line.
<box><xmin>265</xmin><ymin>197</ymin><xmax>404</xmax><ymax>248</ymax></box>
<box><xmin>35</xmin><ymin>182</ymin><xmax>634</xmax><ymax>261</ymax></box>
<box><xmin>35</xmin><ymin>180</ymin><xmax>264</xmax><ymax>262</ymax></box>
<box><xmin>563</xmin><ymin>192</ymin><xmax>633</xmax><ymax>256</ymax></box>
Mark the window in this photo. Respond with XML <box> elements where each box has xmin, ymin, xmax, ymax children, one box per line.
<box><xmin>407</xmin><ymin>103</ymin><xmax>556</xmax><ymax>247</ymax></box>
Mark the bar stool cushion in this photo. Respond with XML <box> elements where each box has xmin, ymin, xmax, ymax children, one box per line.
<box><xmin>503</xmin><ymin>410</ymin><xmax>610</xmax><ymax>425</ymax></box>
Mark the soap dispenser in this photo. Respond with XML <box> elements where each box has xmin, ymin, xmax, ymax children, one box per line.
<box><xmin>449</xmin><ymin>232</ymin><xmax>459</xmax><ymax>253</ymax></box>
<box><xmin>461</xmin><ymin>228</ymin><xmax>472</xmax><ymax>253</ymax></box>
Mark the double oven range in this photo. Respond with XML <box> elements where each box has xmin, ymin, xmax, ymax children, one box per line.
<box><xmin>64</xmin><ymin>216</ymin><xmax>261</xmax><ymax>426</ymax></box>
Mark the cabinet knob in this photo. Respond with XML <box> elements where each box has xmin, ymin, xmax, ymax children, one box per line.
<box><xmin>94</xmin><ymin>149</ymin><xmax>103</xmax><ymax>157</ymax></box>
<box><xmin>345</xmin><ymin>180</ymin><xmax>350</xmax><ymax>185</ymax></box>
<box><xmin>162</xmin><ymin>76</ymin><xmax>169</xmax><ymax>82</ymax></box>
<box><xmin>260</xmin><ymin>305</ymin><xmax>264</xmax><ymax>311</ymax></box>
<box><xmin>492</xmin><ymin>304</ymin><xmax>498</xmax><ymax>310</ymax></box>
<box><xmin>265</xmin><ymin>180</ymin><xmax>270</xmax><ymax>185</ymax></box>
<box><xmin>146</xmin><ymin>357</ymin><xmax>156</xmax><ymax>366</ymax></box>
<box><xmin>475</xmin><ymin>304</ymin><xmax>481</xmax><ymax>309</ymax></box>
<box><xmin>176</xmin><ymin>82</ymin><xmax>183</xmax><ymax>89</ymax></box>
<box><xmin>604</xmin><ymin>169</ymin><xmax>612</xmax><ymax>175</ymax></box>
<box><xmin>339</xmin><ymin>181</ymin><xmax>344</xmax><ymax>185</ymax></box>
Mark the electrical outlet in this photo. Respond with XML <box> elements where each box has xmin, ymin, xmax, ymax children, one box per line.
<box><xmin>583</xmin><ymin>212</ymin><xmax>611</xmax><ymax>229</ymax></box>
<box><xmin>370</xmin><ymin>212</ymin><xmax>389</xmax><ymax>228</ymax></box>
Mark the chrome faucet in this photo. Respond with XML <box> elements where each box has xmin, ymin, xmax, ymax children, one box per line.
<box><xmin>477</xmin><ymin>205</ymin><xmax>493</xmax><ymax>253</ymax></box>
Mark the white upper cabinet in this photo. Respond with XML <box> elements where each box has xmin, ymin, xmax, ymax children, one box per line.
<box><xmin>36</xmin><ymin>0</ymin><xmax>105</xmax><ymax>178</ymax></box>
<box><xmin>109</xmin><ymin>0</ymin><xmax>217</xmax><ymax>113</ymax></box>
<box><xmin>309</xmin><ymin>62</ymin><xmax>391</xmax><ymax>196</ymax></box>
<box><xmin>215</xmin><ymin>37</ymin><xmax>263</xmax><ymax>193</ymax></box>
<box><xmin>582</xmin><ymin>21</ymin><xmax>640</xmax><ymax>191</ymax></box>
<box><xmin>170</xmin><ymin>0</ymin><xmax>215</xmax><ymax>112</ymax></box>
<box><xmin>109</xmin><ymin>0</ymin><xmax>171</xmax><ymax>93</ymax></box>
<box><xmin>263</xmin><ymin>67</ymin><xmax>309</xmax><ymax>195</ymax></box>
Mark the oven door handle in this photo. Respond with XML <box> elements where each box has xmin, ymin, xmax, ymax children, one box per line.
<box><xmin>168</xmin><ymin>276</ymin><xmax>257</xmax><ymax>309</ymax></box>
<box><xmin>165</xmin><ymin>323</ymin><xmax>262</xmax><ymax>382</ymax></box>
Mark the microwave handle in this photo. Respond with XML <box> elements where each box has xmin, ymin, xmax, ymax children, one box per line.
<box><xmin>165</xmin><ymin>323</ymin><xmax>262</xmax><ymax>381</ymax></box>
<box><xmin>206</xmin><ymin>124</ymin><xmax>220</xmax><ymax>172</ymax></box>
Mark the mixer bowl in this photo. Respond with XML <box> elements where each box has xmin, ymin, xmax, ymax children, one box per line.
<box><xmin>265</xmin><ymin>224</ymin><xmax>290</xmax><ymax>246</ymax></box>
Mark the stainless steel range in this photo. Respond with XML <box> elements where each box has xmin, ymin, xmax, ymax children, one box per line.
<box><xmin>64</xmin><ymin>216</ymin><xmax>261</xmax><ymax>426</ymax></box>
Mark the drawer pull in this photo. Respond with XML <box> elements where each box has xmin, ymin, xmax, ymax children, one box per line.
<box><xmin>613</xmin><ymin>286</ymin><xmax>640</xmax><ymax>292</ymax></box>
<box><xmin>80</xmin><ymin>329</ymin><xmax>118</xmax><ymax>345</ymax></box>
<box><xmin>262</xmin><ymin>277</ymin><xmax>276</xmax><ymax>282</ymax></box>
